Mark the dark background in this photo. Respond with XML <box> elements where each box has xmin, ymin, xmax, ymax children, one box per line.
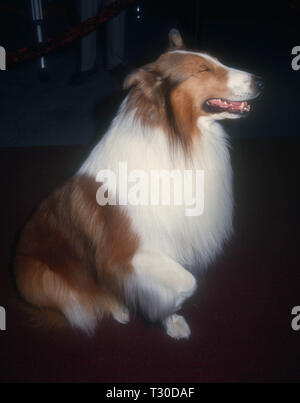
<box><xmin>0</xmin><ymin>0</ymin><xmax>300</xmax><ymax>146</ymax></box>
<box><xmin>0</xmin><ymin>0</ymin><xmax>300</xmax><ymax>383</ymax></box>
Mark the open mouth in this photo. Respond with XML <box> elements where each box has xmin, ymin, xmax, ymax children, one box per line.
<box><xmin>205</xmin><ymin>98</ymin><xmax>251</xmax><ymax>115</ymax></box>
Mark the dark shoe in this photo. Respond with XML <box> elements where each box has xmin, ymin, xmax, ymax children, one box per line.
<box><xmin>38</xmin><ymin>68</ymin><xmax>50</xmax><ymax>82</ymax></box>
<box><xmin>69</xmin><ymin>66</ymin><xmax>97</xmax><ymax>86</ymax></box>
<box><xmin>69</xmin><ymin>71</ymin><xmax>86</xmax><ymax>86</ymax></box>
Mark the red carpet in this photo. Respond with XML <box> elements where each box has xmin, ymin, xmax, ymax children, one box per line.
<box><xmin>0</xmin><ymin>138</ymin><xmax>299</xmax><ymax>383</ymax></box>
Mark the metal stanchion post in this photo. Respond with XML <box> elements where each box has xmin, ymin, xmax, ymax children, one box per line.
<box><xmin>30</xmin><ymin>0</ymin><xmax>49</xmax><ymax>81</ymax></box>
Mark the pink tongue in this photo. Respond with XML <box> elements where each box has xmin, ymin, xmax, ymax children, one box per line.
<box><xmin>229</xmin><ymin>101</ymin><xmax>244</xmax><ymax>106</ymax></box>
<box><xmin>208</xmin><ymin>99</ymin><xmax>249</xmax><ymax>112</ymax></box>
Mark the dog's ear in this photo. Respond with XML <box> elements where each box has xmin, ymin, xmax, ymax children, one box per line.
<box><xmin>168</xmin><ymin>29</ymin><xmax>184</xmax><ymax>50</ymax></box>
<box><xmin>123</xmin><ymin>69</ymin><xmax>142</xmax><ymax>90</ymax></box>
<box><xmin>123</xmin><ymin>65</ymin><xmax>163</xmax><ymax>91</ymax></box>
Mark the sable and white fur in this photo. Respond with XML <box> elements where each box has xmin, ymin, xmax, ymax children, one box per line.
<box><xmin>14</xmin><ymin>30</ymin><xmax>262</xmax><ymax>339</ymax></box>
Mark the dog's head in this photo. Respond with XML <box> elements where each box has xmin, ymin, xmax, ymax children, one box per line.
<box><xmin>124</xmin><ymin>30</ymin><xmax>263</xmax><ymax>144</ymax></box>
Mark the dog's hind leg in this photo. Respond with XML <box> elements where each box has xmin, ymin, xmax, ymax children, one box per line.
<box><xmin>14</xmin><ymin>255</ymin><xmax>105</xmax><ymax>335</ymax></box>
<box><xmin>125</xmin><ymin>250</ymin><xmax>197</xmax><ymax>339</ymax></box>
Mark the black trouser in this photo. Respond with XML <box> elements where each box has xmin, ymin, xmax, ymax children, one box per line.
<box><xmin>77</xmin><ymin>0</ymin><xmax>125</xmax><ymax>72</ymax></box>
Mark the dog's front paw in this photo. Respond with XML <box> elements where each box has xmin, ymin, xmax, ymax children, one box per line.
<box><xmin>112</xmin><ymin>305</ymin><xmax>130</xmax><ymax>324</ymax></box>
<box><xmin>163</xmin><ymin>314</ymin><xmax>191</xmax><ymax>340</ymax></box>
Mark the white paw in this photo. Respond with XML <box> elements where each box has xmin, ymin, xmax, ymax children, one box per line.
<box><xmin>163</xmin><ymin>314</ymin><xmax>191</xmax><ymax>340</ymax></box>
<box><xmin>112</xmin><ymin>306</ymin><xmax>130</xmax><ymax>324</ymax></box>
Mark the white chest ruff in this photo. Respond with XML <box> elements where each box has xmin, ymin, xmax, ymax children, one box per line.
<box><xmin>80</xmin><ymin>110</ymin><xmax>233</xmax><ymax>270</ymax></box>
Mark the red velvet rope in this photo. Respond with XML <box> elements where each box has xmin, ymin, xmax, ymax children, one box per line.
<box><xmin>7</xmin><ymin>0</ymin><xmax>137</xmax><ymax>67</ymax></box>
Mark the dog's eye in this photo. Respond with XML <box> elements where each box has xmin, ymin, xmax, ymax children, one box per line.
<box><xmin>198</xmin><ymin>66</ymin><xmax>212</xmax><ymax>73</ymax></box>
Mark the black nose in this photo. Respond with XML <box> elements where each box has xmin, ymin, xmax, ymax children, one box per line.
<box><xmin>254</xmin><ymin>76</ymin><xmax>264</xmax><ymax>91</ymax></box>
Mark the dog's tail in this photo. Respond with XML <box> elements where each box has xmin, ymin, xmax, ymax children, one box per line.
<box><xmin>18</xmin><ymin>302</ymin><xmax>69</xmax><ymax>332</ymax></box>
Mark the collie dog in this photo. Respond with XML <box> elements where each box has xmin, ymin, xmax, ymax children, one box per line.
<box><xmin>14</xmin><ymin>30</ymin><xmax>263</xmax><ymax>339</ymax></box>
